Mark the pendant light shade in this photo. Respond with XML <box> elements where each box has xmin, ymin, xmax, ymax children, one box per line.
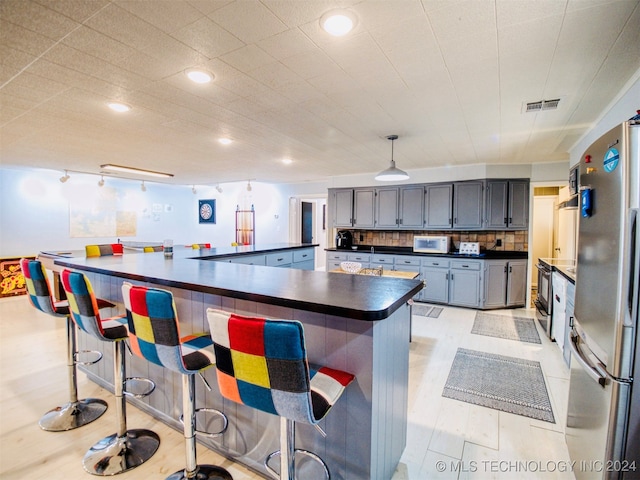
<box><xmin>375</xmin><ymin>135</ymin><xmax>409</xmax><ymax>181</ymax></box>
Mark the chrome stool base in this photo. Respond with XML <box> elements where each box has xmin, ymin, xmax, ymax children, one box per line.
<box><xmin>82</xmin><ymin>429</ymin><xmax>160</xmax><ymax>476</ymax></box>
<box><xmin>265</xmin><ymin>449</ymin><xmax>331</xmax><ymax>480</ymax></box>
<box><xmin>39</xmin><ymin>398</ymin><xmax>108</xmax><ymax>432</ymax></box>
<box><xmin>166</xmin><ymin>465</ymin><xmax>233</xmax><ymax>480</ymax></box>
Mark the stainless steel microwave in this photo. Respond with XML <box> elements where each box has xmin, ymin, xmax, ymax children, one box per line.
<box><xmin>413</xmin><ymin>235</ymin><xmax>449</xmax><ymax>254</ymax></box>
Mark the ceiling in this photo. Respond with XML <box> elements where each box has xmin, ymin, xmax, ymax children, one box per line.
<box><xmin>1</xmin><ymin>0</ymin><xmax>639</xmax><ymax>186</ymax></box>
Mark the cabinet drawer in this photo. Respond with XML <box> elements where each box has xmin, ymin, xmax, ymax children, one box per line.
<box><xmin>394</xmin><ymin>256</ymin><xmax>421</xmax><ymax>267</ymax></box>
<box><xmin>230</xmin><ymin>255</ymin><xmax>265</xmax><ymax>266</ymax></box>
<box><xmin>293</xmin><ymin>248</ymin><xmax>314</xmax><ymax>263</ymax></box>
<box><xmin>347</xmin><ymin>253</ymin><xmax>371</xmax><ymax>263</ymax></box>
<box><xmin>421</xmin><ymin>258</ymin><xmax>450</xmax><ymax>268</ymax></box>
<box><xmin>327</xmin><ymin>252</ymin><xmax>349</xmax><ymax>261</ymax></box>
<box><xmin>451</xmin><ymin>260</ymin><xmax>481</xmax><ymax>270</ymax></box>
<box><xmin>371</xmin><ymin>254</ymin><xmax>395</xmax><ymax>264</ymax></box>
<box><xmin>266</xmin><ymin>251</ymin><xmax>293</xmax><ymax>267</ymax></box>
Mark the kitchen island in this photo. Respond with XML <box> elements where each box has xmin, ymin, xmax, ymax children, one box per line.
<box><xmin>52</xmin><ymin>243</ymin><xmax>423</xmax><ymax>480</ymax></box>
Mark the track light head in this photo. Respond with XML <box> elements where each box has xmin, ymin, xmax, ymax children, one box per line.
<box><xmin>140</xmin><ymin>181</ymin><xmax>146</xmax><ymax>192</ymax></box>
<box><xmin>215</xmin><ymin>185</ymin><xmax>223</xmax><ymax>193</ymax></box>
<box><xmin>246</xmin><ymin>180</ymin><xmax>252</xmax><ymax>192</ymax></box>
<box><xmin>98</xmin><ymin>176</ymin><xmax>105</xmax><ymax>187</ymax></box>
<box><xmin>192</xmin><ymin>185</ymin><xmax>197</xmax><ymax>194</ymax></box>
<box><xmin>59</xmin><ymin>170</ymin><xmax>70</xmax><ymax>183</ymax></box>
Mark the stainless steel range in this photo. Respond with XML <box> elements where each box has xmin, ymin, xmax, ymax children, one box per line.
<box><xmin>535</xmin><ymin>257</ymin><xmax>575</xmax><ymax>340</ymax></box>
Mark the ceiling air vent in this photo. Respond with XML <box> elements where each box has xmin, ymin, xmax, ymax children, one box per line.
<box><xmin>525</xmin><ymin>98</ymin><xmax>560</xmax><ymax>113</ymax></box>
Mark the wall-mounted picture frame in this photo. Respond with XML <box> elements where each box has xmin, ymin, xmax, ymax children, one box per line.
<box><xmin>198</xmin><ymin>199</ymin><xmax>216</xmax><ymax>224</ymax></box>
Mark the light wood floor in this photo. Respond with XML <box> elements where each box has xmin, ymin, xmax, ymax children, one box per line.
<box><xmin>0</xmin><ymin>296</ymin><xmax>574</xmax><ymax>479</ymax></box>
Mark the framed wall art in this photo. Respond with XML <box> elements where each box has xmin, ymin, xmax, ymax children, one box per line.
<box><xmin>198</xmin><ymin>199</ymin><xmax>216</xmax><ymax>224</ymax></box>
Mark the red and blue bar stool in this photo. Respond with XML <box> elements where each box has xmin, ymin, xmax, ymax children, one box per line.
<box><xmin>61</xmin><ymin>269</ymin><xmax>160</xmax><ymax>475</ymax></box>
<box><xmin>206</xmin><ymin>308</ymin><xmax>355</xmax><ymax>480</ymax></box>
<box><xmin>20</xmin><ymin>258</ymin><xmax>109</xmax><ymax>431</ymax></box>
<box><xmin>121</xmin><ymin>282</ymin><xmax>233</xmax><ymax>480</ymax></box>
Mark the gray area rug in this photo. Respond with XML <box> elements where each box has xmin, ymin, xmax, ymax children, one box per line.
<box><xmin>412</xmin><ymin>304</ymin><xmax>444</xmax><ymax>318</ymax></box>
<box><xmin>443</xmin><ymin>348</ymin><xmax>554</xmax><ymax>423</ymax></box>
<box><xmin>472</xmin><ymin>312</ymin><xmax>541</xmax><ymax>344</ymax></box>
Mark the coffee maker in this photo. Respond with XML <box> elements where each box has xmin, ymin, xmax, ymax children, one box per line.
<box><xmin>335</xmin><ymin>230</ymin><xmax>353</xmax><ymax>249</ymax></box>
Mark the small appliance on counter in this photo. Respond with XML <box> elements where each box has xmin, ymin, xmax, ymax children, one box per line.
<box><xmin>458</xmin><ymin>242</ymin><xmax>480</xmax><ymax>255</ymax></box>
<box><xmin>413</xmin><ymin>235</ymin><xmax>449</xmax><ymax>254</ymax></box>
<box><xmin>335</xmin><ymin>230</ymin><xmax>353</xmax><ymax>249</ymax></box>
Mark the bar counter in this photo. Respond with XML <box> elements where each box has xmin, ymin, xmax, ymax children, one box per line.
<box><xmin>51</xmin><ymin>244</ymin><xmax>423</xmax><ymax>479</ymax></box>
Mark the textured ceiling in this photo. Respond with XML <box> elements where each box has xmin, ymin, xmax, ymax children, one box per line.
<box><xmin>1</xmin><ymin>0</ymin><xmax>639</xmax><ymax>185</ymax></box>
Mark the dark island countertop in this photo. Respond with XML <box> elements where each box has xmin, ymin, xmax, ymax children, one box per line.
<box><xmin>326</xmin><ymin>245</ymin><xmax>528</xmax><ymax>259</ymax></box>
<box><xmin>52</xmin><ymin>243</ymin><xmax>423</xmax><ymax>321</ymax></box>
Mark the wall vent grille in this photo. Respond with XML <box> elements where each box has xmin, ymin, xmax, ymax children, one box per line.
<box><xmin>525</xmin><ymin>99</ymin><xmax>560</xmax><ymax>112</ymax></box>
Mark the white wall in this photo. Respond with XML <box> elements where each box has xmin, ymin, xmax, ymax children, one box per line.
<box><xmin>0</xmin><ymin>167</ymin><xmax>290</xmax><ymax>258</ymax></box>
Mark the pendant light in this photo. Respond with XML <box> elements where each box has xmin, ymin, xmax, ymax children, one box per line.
<box><xmin>375</xmin><ymin>135</ymin><xmax>409</xmax><ymax>181</ymax></box>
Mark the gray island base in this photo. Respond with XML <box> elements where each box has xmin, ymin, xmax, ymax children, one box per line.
<box><xmin>52</xmin><ymin>244</ymin><xmax>422</xmax><ymax>480</ymax></box>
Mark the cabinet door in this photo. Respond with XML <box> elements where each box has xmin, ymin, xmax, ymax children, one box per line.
<box><xmin>506</xmin><ymin>260</ymin><xmax>527</xmax><ymax>306</ymax></box>
<box><xmin>399</xmin><ymin>185</ymin><xmax>424</xmax><ymax>228</ymax></box>
<box><xmin>424</xmin><ymin>183</ymin><xmax>453</xmax><ymax>229</ymax></box>
<box><xmin>375</xmin><ymin>187</ymin><xmax>399</xmax><ymax>228</ymax></box>
<box><xmin>421</xmin><ymin>267</ymin><xmax>449</xmax><ymax>304</ymax></box>
<box><xmin>483</xmin><ymin>260</ymin><xmax>507</xmax><ymax>308</ymax></box>
<box><xmin>449</xmin><ymin>269</ymin><xmax>481</xmax><ymax>307</ymax></box>
<box><xmin>508</xmin><ymin>180</ymin><xmax>529</xmax><ymax>229</ymax></box>
<box><xmin>333</xmin><ymin>189</ymin><xmax>354</xmax><ymax>227</ymax></box>
<box><xmin>453</xmin><ymin>181</ymin><xmax>484</xmax><ymax>229</ymax></box>
<box><xmin>353</xmin><ymin>188</ymin><xmax>375</xmax><ymax>228</ymax></box>
<box><xmin>485</xmin><ymin>180</ymin><xmax>508</xmax><ymax>229</ymax></box>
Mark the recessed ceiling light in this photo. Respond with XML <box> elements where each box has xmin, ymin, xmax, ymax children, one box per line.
<box><xmin>186</xmin><ymin>69</ymin><xmax>213</xmax><ymax>84</ymax></box>
<box><xmin>282</xmin><ymin>158</ymin><xmax>293</xmax><ymax>165</ymax></box>
<box><xmin>320</xmin><ymin>10</ymin><xmax>356</xmax><ymax>36</ymax></box>
<box><xmin>218</xmin><ymin>138</ymin><xmax>232</xmax><ymax>145</ymax></box>
<box><xmin>107</xmin><ymin>102</ymin><xmax>131</xmax><ymax>113</ymax></box>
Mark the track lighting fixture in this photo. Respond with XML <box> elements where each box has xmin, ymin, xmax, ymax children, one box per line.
<box><xmin>59</xmin><ymin>170</ymin><xmax>70</xmax><ymax>183</ymax></box>
<box><xmin>246</xmin><ymin>180</ymin><xmax>252</xmax><ymax>192</ymax></box>
<box><xmin>375</xmin><ymin>135</ymin><xmax>409</xmax><ymax>181</ymax></box>
<box><xmin>98</xmin><ymin>176</ymin><xmax>105</xmax><ymax>187</ymax></box>
<box><xmin>215</xmin><ymin>185</ymin><xmax>223</xmax><ymax>193</ymax></box>
<box><xmin>140</xmin><ymin>181</ymin><xmax>146</xmax><ymax>192</ymax></box>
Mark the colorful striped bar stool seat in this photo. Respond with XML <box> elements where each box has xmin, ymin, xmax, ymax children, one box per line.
<box><xmin>206</xmin><ymin>309</ymin><xmax>355</xmax><ymax>480</ymax></box>
<box><xmin>20</xmin><ymin>258</ymin><xmax>108</xmax><ymax>431</ymax></box>
<box><xmin>122</xmin><ymin>283</ymin><xmax>232</xmax><ymax>480</ymax></box>
<box><xmin>85</xmin><ymin>243</ymin><xmax>124</xmax><ymax>257</ymax></box>
<box><xmin>61</xmin><ymin>269</ymin><xmax>160</xmax><ymax>475</ymax></box>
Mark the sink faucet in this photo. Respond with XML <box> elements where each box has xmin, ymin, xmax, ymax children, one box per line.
<box><xmin>371</xmin><ymin>246</ymin><xmax>374</xmax><ymax>254</ymax></box>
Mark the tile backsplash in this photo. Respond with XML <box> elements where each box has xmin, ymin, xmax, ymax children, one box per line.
<box><xmin>352</xmin><ymin>230</ymin><xmax>528</xmax><ymax>252</ymax></box>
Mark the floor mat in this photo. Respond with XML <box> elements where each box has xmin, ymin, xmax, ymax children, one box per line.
<box><xmin>442</xmin><ymin>348</ymin><xmax>554</xmax><ymax>423</ymax></box>
<box><xmin>412</xmin><ymin>304</ymin><xmax>444</xmax><ymax>318</ymax></box>
<box><xmin>471</xmin><ymin>312</ymin><xmax>541</xmax><ymax>344</ymax></box>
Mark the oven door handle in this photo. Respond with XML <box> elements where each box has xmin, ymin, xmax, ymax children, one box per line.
<box><xmin>535</xmin><ymin>263</ymin><xmax>549</xmax><ymax>272</ymax></box>
<box><xmin>568</xmin><ymin>329</ymin><xmax>608</xmax><ymax>387</ymax></box>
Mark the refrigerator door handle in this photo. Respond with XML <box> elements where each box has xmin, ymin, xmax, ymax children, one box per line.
<box><xmin>568</xmin><ymin>329</ymin><xmax>608</xmax><ymax>387</ymax></box>
<box><xmin>627</xmin><ymin>208</ymin><xmax>639</xmax><ymax>322</ymax></box>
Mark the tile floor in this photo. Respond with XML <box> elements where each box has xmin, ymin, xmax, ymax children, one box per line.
<box><xmin>0</xmin><ymin>296</ymin><xmax>574</xmax><ymax>479</ymax></box>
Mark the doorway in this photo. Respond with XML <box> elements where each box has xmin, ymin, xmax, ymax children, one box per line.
<box><xmin>288</xmin><ymin>195</ymin><xmax>328</xmax><ymax>270</ymax></box>
<box><xmin>301</xmin><ymin>202</ymin><xmax>313</xmax><ymax>243</ymax></box>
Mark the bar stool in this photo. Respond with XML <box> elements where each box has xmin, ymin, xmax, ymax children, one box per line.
<box><xmin>20</xmin><ymin>258</ymin><xmax>108</xmax><ymax>431</ymax></box>
<box><xmin>121</xmin><ymin>282</ymin><xmax>233</xmax><ymax>480</ymax></box>
<box><xmin>61</xmin><ymin>269</ymin><xmax>160</xmax><ymax>475</ymax></box>
<box><xmin>85</xmin><ymin>243</ymin><xmax>124</xmax><ymax>257</ymax></box>
<box><xmin>206</xmin><ymin>308</ymin><xmax>355</xmax><ymax>480</ymax></box>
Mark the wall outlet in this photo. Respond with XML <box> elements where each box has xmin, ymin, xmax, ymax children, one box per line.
<box><xmin>496</xmin><ymin>239</ymin><xmax>502</xmax><ymax>246</ymax></box>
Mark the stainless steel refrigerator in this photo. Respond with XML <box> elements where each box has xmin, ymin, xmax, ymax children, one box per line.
<box><xmin>566</xmin><ymin>120</ymin><xmax>640</xmax><ymax>479</ymax></box>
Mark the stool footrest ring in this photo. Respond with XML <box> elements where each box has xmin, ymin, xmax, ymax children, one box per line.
<box><xmin>265</xmin><ymin>448</ymin><xmax>331</xmax><ymax>480</ymax></box>
<box><xmin>179</xmin><ymin>408</ymin><xmax>228</xmax><ymax>438</ymax></box>
<box><xmin>74</xmin><ymin>349</ymin><xmax>103</xmax><ymax>366</ymax></box>
<box><xmin>123</xmin><ymin>376</ymin><xmax>155</xmax><ymax>398</ymax></box>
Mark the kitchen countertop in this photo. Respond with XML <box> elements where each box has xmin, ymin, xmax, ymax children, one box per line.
<box><xmin>539</xmin><ymin>257</ymin><xmax>576</xmax><ymax>283</ymax></box>
<box><xmin>326</xmin><ymin>245</ymin><xmax>528</xmax><ymax>259</ymax></box>
<box><xmin>51</xmin><ymin>243</ymin><xmax>423</xmax><ymax>321</ymax></box>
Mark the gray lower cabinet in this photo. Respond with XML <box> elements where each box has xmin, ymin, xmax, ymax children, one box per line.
<box><xmin>217</xmin><ymin>248</ymin><xmax>315</xmax><ymax>270</ymax></box>
<box><xmin>421</xmin><ymin>258</ymin><xmax>450</xmax><ymax>304</ymax></box>
<box><xmin>326</xmin><ymin>251</ymin><xmax>349</xmax><ymax>271</ymax></box>
<box><xmin>292</xmin><ymin>248</ymin><xmax>315</xmax><ymax>270</ymax></box>
<box><xmin>482</xmin><ymin>259</ymin><xmax>527</xmax><ymax>308</ymax></box>
<box><xmin>449</xmin><ymin>260</ymin><xmax>482</xmax><ymax>307</ymax></box>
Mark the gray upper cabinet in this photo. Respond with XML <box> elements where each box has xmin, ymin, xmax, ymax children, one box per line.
<box><xmin>333</xmin><ymin>189</ymin><xmax>354</xmax><ymax>227</ymax></box>
<box><xmin>399</xmin><ymin>185</ymin><xmax>425</xmax><ymax>228</ymax></box>
<box><xmin>485</xmin><ymin>179</ymin><xmax>529</xmax><ymax>229</ymax></box>
<box><xmin>424</xmin><ymin>183</ymin><xmax>453</xmax><ymax>229</ymax></box>
<box><xmin>353</xmin><ymin>188</ymin><xmax>375</xmax><ymax>228</ymax></box>
<box><xmin>452</xmin><ymin>181</ymin><xmax>484</xmax><ymax>229</ymax></box>
<box><xmin>375</xmin><ymin>187</ymin><xmax>400</xmax><ymax>228</ymax></box>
